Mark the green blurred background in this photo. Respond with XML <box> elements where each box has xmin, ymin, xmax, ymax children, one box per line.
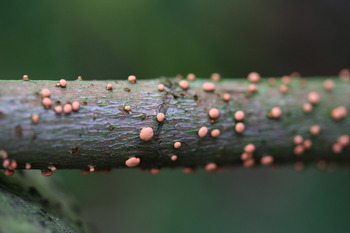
<box><xmin>1</xmin><ymin>1</ymin><xmax>350</xmax><ymax>232</ymax></box>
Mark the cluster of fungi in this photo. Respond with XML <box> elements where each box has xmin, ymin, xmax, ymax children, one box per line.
<box><xmin>1</xmin><ymin>69</ymin><xmax>350</xmax><ymax>176</ymax></box>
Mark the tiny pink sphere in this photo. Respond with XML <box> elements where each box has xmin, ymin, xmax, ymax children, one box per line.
<box><xmin>308</xmin><ymin>92</ymin><xmax>320</xmax><ymax>104</ymax></box>
<box><xmin>179</xmin><ymin>80</ymin><xmax>189</xmax><ymax>90</ymax></box>
<box><xmin>243</xmin><ymin>158</ymin><xmax>255</xmax><ymax>168</ymax></box>
<box><xmin>240</xmin><ymin>152</ymin><xmax>252</xmax><ymax>161</ymax></box>
<box><xmin>268</xmin><ymin>78</ymin><xmax>276</xmax><ymax>86</ymax></box>
<box><xmin>41</xmin><ymin>88</ymin><xmax>51</xmax><ymax>98</ymax></box>
<box><xmin>271</xmin><ymin>107</ymin><xmax>282</xmax><ymax>118</ymax></box>
<box><xmin>211</xmin><ymin>129</ymin><xmax>220</xmax><ymax>138</ymax></box>
<box><xmin>235</xmin><ymin>122</ymin><xmax>245</xmax><ymax>133</ymax></box>
<box><xmin>0</xmin><ymin>150</ymin><xmax>8</xmax><ymax>159</ymax></box>
<box><xmin>3</xmin><ymin>159</ymin><xmax>10</xmax><ymax>168</ymax></box>
<box><xmin>187</xmin><ymin>73</ymin><xmax>196</xmax><ymax>81</ymax></box>
<box><xmin>140</xmin><ymin>127</ymin><xmax>154</xmax><ymax>141</ymax></box>
<box><xmin>23</xmin><ymin>75</ymin><xmax>29</xmax><ymax>81</ymax></box>
<box><xmin>106</xmin><ymin>83</ymin><xmax>113</xmax><ymax>90</ymax></box>
<box><xmin>280</xmin><ymin>84</ymin><xmax>288</xmax><ymax>93</ymax></box>
<box><xmin>124</xmin><ymin>105</ymin><xmax>131</xmax><ymax>111</ymax></box>
<box><xmin>339</xmin><ymin>68</ymin><xmax>350</xmax><ymax>81</ymax></box>
<box><xmin>158</xmin><ymin>84</ymin><xmax>165</xmax><ymax>91</ymax></box>
<box><xmin>234</xmin><ymin>110</ymin><xmax>245</xmax><ymax>121</ymax></box>
<box><xmin>171</xmin><ymin>155</ymin><xmax>178</xmax><ymax>161</ymax></box>
<box><xmin>31</xmin><ymin>114</ymin><xmax>39</xmax><ymax>124</ymax></box>
<box><xmin>72</xmin><ymin>101</ymin><xmax>80</xmax><ymax>111</ymax></box>
<box><xmin>332</xmin><ymin>143</ymin><xmax>343</xmax><ymax>154</ymax></box>
<box><xmin>54</xmin><ymin>105</ymin><xmax>63</xmax><ymax>114</ymax></box>
<box><xmin>248</xmin><ymin>84</ymin><xmax>257</xmax><ymax>93</ymax></box>
<box><xmin>223</xmin><ymin>93</ymin><xmax>231</xmax><ymax>102</ymax></box>
<box><xmin>203</xmin><ymin>82</ymin><xmax>216</xmax><ymax>92</ymax></box>
<box><xmin>281</xmin><ymin>75</ymin><xmax>291</xmax><ymax>85</ymax></box>
<box><xmin>244</xmin><ymin>144</ymin><xmax>255</xmax><ymax>153</ymax></box>
<box><xmin>149</xmin><ymin>168</ymin><xmax>161</xmax><ymax>174</ymax></box>
<box><xmin>157</xmin><ymin>113</ymin><xmax>165</xmax><ymax>122</ymax></box>
<box><xmin>198</xmin><ymin>126</ymin><xmax>208</xmax><ymax>138</ymax></box>
<box><xmin>338</xmin><ymin>135</ymin><xmax>350</xmax><ymax>147</ymax></box>
<box><xmin>261</xmin><ymin>155</ymin><xmax>274</xmax><ymax>165</ymax></box>
<box><xmin>77</xmin><ymin>76</ymin><xmax>83</xmax><ymax>80</ymax></box>
<box><xmin>294</xmin><ymin>135</ymin><xmax>304</xmax><ymax>145</ymax></box>
<box><xmin>128</xmin><ymin>75</ymin><xmax>137</xmax><ymax>83</ymax></box>
<box><xmin>303</xmin><ymin>103</ymin><xmax>313</xmax><ymax>113</ymax></box>
<box><xmin>59</xmin><ymin>79</ymin><xmax>67</xmax><ymax>88</ymax></box>
<box><xmin>324</xmin><ymin>79</ymin><xmax>334</xmax><ymax>91</ymax></box>
<box><xmin>125</xmin><ymin>157</ymin><xmax>140</xmax><ymax>167</ymax></box>
<box><xmin>294</xmin><ymin>145</ymin><xmax>305</xmax><ymax>156</ymax></box>
<box><xmin>331</xmin><ymin>106</ymin><xmax>347</xmax><ymax>120</ymax></box>
<box><xmin>208</xmin><ymin>108</ymin><xmax>220</xmax><ymax>119</ymax></box>
<box><xmin>63</xmin><ymin>104</ymin><xmax>72</xmax><ymax>114</ymax></box>
<box><xmin>174</xmin><ymin>141</ymin><xmax>181</xmax><ymax>149</ymax></box>
<box><xmin>303</xmin><ymin>139</ymin><xmax>312</xmax><ymax>150</ymax></box>
<box><xmin>310</xmin><ymin>125</ymin><xmax>321</xmax><ymax>136</ymax></box>
<box><xmin>42</xmin><ymin>98</ymin><xmax>52</xmax><ymax>109</ymax></box>
<box><xmin>248</xmin><ymin>72</ymin><xmax>260</xmax><ymax>83</ymax></box>
<box><xmin>205</xmin><ymin>163</ymin><xmax>217</xmax><ymax>172</ymax></box>
<box><xmin>25</xmin><ymin>163</ymin><xmax>31</xmax><ymax>170</ymax></box>
<box><xmin>211</xmin><ymin>73</ymin><xmax>221</xmax><ymax>81</ymax></box>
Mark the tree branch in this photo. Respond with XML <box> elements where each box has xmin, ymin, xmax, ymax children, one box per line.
<box><xmin>0</xmin><ymin>76</ymin><xmax>349</xmax><ymax>173</ymax></box>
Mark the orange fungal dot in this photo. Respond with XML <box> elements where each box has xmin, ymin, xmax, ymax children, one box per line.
<box><xmin>42</xmin><ymin>169</ymin><xmax>53</xmax><ymax>177</ymax></box>
<box><xmin>198</xmin><ymin>126</ymin><xmax>208</xmax><ymax>138</ymax></box>
<box><xmin>128</xmin><ymin>75</ymin><xmax>137</xmax><ymax>83</ymax></box>
<box><xmin>157</xmin><ymin>113</ymin><xmax>165</xmax><ymax>122</ymax></box>
<box><xmin>171</xmin><ymin>155</ymin><xmax>177</xmax><ymax>161</ymax></box>
<box><xmin>310</xmin><ymin>125</ymin><xmax>321</xmax><ymax>136</ymax></box>
<box><xmin>261</xmin><ymin>155</ymin><xmax>274</xmax><ymax>165</ymax></box>
<box><xmin>63</xmin><ymin>104</ymin><xmax>72</xmax><ymax>114</ymax></box>
<box><xmin>294</xmin><ymin>135</ymin><xmax>304</xmax><ymax>145</ymax></box>
<box><xmin>244</xmin><ymin>144</ymin><xmax>255</xmax><ymax>153</ymax></box>
<box><xmin>303</xmin><ymin>103</ymin><xmax>313</xmax><ymax>113</ymax></box>
<box><xmin>42</xmin><ymin>98</ymin><xmax>52</xmax><ymax>109</ymax></box>
<box><xmin>279</xmin><ymin>84</ymin><xmax>288</xmax><ymax>93</ymax></box>
<box><xmin>303</xmin><ymin>139</ymin><xmax>312</xmax><ymax>150</ymax></box>
<box><xmin>248</xmin><ymin>72</ymin><xmax>260</xmax><ymax>83</ymax></box>
<box><xmin>41</xmin><ymin>88</ymin><xmax>51</xmax><ymax>98</ymax></box>
<box><xmin>235</xmin><ymin>122</ymin><xmax>245</xmax><ymax>133</ymax></box>
<box><xmin>271</xmin><ymin>107</ymin><xmax>282</xmax><ymax>118</ymax></box>
<box><xmin>23</xmin><ymin>75</ymin><xmax>29</xmax><ymax>81</ymax></box>
<box><xmin>125</xmin><ymin>157</ymin><xmax>140</xmax><ymax>167</ymax></box>
<box><xmin>208</xmin><ymin>108</ymin><xmax>220</xmax><ymax>119</ymax></box>
<box><xmin>72</xmin><ymin>101</ymin><xmax>80</xmax><ymax>111</ymax></box>
<box><xmin>5</xmin><ymin>169</ymin><xmax>14</xmax><ymax>176</ymax></box>
<box><xmin>54</xmin><ymin>105</ymin><xmax>63</xmax><ymax>114</ymax></box>
<box><xmin>338</xmin><ymin>135</ymin><xmax>350</xmax><ymax>147</ymax></box>
<box><xmin>294</xmin><ymin>145</ymin><xmax>304</xmax><ymax>156</ymax></box>
<box><xmin>248</xmin><ymin>84</ymin><xmax>257</xmax><ymax>93</ymax></box>
<box><xmin>106</xmin><ymin>83</ymin><xmax>113</xmax><ymax>90</ymax></box>
<box><xmin>205</xmin><ymin>163</ymin><xmax>217</xmax><ymax>172</ymax></box>
<box><xmin>124</xmin><ymin>105</ymin><xmax>131</xmax><ymax>111</ymax></box>
<box><xmin>59</xmin><ymin>79</ymin><xmax>67</xmax><ymax>88</ymax></box>
<box><xmin>140</xmin><ymin>127</ymin><xmax>154</xmax><ymax>141</ymax></box>
<box><xmin>31</xmin><ymin>114</ymin><xmax>39</xmax><ymax>124</ymax></box>
<box><xmin>223</xmin><ymin>93</ymin><xmax>231</xmax><ymax>102</ymax></box>
<box><xmin>187</xmin><ymin>73</ymin><xmax>196</xmax><ymax>81</ymax></box>
<box><xmin>324</xmin><ymin>79</ymin><xmax>334</xmax><ymax>91</ymax></box>
<box><xmin>179</xmin><ymin>80</ymin><xmax>189</xmax><ymax>90</ymax></box>
<box><xmin>25</xmin><ymin>163</ymin><xmax>31</xmax><ymax>170</ymax></box>
<box><xmin>211</xmin><ymin>129</ymin><xmax>220</xmax><ymax>137</ymax></box>
<box><xmin>308</xmin><ymin>92</ymin><xmax>320</xmax><ymax>104</ymax></box>
<box><xmin>174</xmin><ymin>142</ymin><xmax>181</xmax><ymax>149</ymax></box>
<box><xmin>234</xmin><ymin>110</ymin><xmax>245</xmax><ymax>121</ymax></box>
<box><xmin>332</xmin><ymin>143</ymin><xmax>343</xmax><ymax>154</ymax></box>
<box><xmin>158</xmin><ymin>84</ymin><xmax>165</xmax><ymax>91</ymax></box>
<box><xmin>211</xmin><ymin>73</ymin><xmax>221</xmax><ymax>81</ymax></box>
<box><xmin>203</xmin><ymin>82</ymin><xmax>216</xmax><ymax>92</ymax></box>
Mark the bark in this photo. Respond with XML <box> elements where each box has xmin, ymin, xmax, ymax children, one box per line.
<box><xmin>0</xmin><ymin>77</ymin><xmax>349</xmax><ymax>171</ymax></box>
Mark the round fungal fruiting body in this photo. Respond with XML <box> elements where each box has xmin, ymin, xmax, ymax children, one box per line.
<box><xmin>174</xmin><ymin>142</ymin><xmax>181</xmax><ymax>149</ymax></box>
<box><xmin>187</xmin><ymin>73</ymin><xmax>196</xmax><ymax>81</ymax></box>
<box><xmin>140</xmin><ymin>127</ymin><xmax>154</xmax><ymax>141</ymax></box>
<box><xmin>324</xmin><ymin>79</ymin><xmax>334</xmax><ymax>91</ymax></box>
<box><xmin>308</xmin><ymin>92</ymin><xmax>320</xmax><ymax>104</ymax></box>
<box><xmin>183</xmin><ymin>167</ymin><xmax>195</xmax><ymax>174</ymax></box>
<box><xmin>270</xmin><ymin>107</ymin><xmax>282</xmax><ymax>119</ymax></box>
<box><xmin>25</xmin><ymin>163</ymin><xmax>31</xmax><ymax>170</ymax></box>
<box><xmin>41</xmin><ymin>88</ymin><xmax>51</xmax><ymax>98</ymax></box>
<box><xmin>54</xmin><ymin>105</ymin><xmax>63</xmax><ymax>114</ymax></box>
<box><xmin>234</xmin><ymin>111</ymin><xmax>245</xmax><ymax>121</ymax></box>
<box><xmin>179</xmin><ymin>80</ymin><xmax>189</xmax><ymax>90</ymax></box>
<box><xmin>235</xmin><ymin>122</ymin><xmax>245</xmax><ymax>133</ymax></box>
<box><xmin>42</xmin><ymin>98</ymin><xmax>52</xmax><ymax>109</ymax></box>
<box><xmin>49</xmin><ymin>166</ymin><xmax>57</xmax><ymax>172</ymax></box>
<box><xmin>261</xmin><ymin>155</ymin><xmax>274</xmax><ymax>165</ymax></box>
<box><xmin>157</xmin><ymin>113</ymin><xmax>165</xmax><ymax>122</ymax></box>
<box><xmin>59</xmin><ymin>79</ymin><xmax>67</xmax><ymax>88</ymax></box>
<box><xmin>247</xmin><ymin>72</ymin><xmax>260</xmax><ymax>83</ymax></box>
<box><xmin>208</xmin><ymin>108</ymin><xmax>220</xmax><ymax>119</ymax></box>
<box><xmin>281</xmin><ymin>75</ymin><xmax>291</xmax><ymax>85</ymax></box>
<box><xmin>331</xmin><ymin>106</ymin><xmax>347</xmax><ymax>120</ymax></box>
<box><xmin>125</xmin><ymin>157</ymin><xmax>140</xmax><ymax>167</ymax></box>
<box><xmin>294</xmin><ymin>135</ymin><xmax>304</xmax><ymax>145</ymax></box>
<box><xmin>63</xmin><ymin>104</ymin><xmax>72</xmax><ymax>114</ymax></box>
<box><xmin>203</xmin><ymin>82</ymin><xmax>216</xmax><ymax>92</ymax></box>
<box><xmin>31</xmin><ymin>114</ymin><xmax>39</xmax><ymax>124</ymax></box>
<box><xmin>294</xmin><ymin>145</ymin><xmax>305</xmax><ymax>156</ymax></box>
<box><xmin>332</xmin><ymin>143</ymin><xmax>343</xmax><ymax>154</ymax></box>
<box><xmin>106</xmin><ymin>83</ymin><xmax>113</xmax><ymax>90</ymax></box>
<box><xmin>244</xmin><ymin>144</ymin><xmax>255</xmax><ymax>154</ymax></box>
<box><xmin>268</xmin><ymin>77</ymin><xmax>276</xmax><ymax>86</ymax></box>
<box><xmin>248</xmin><ymin>84</ymin><xmax>257</xmax><ymax>93</ymax></box>
<box><xmin>72</xmin><ymin>101</ymin><xmax>80</xmax><ymax>111</ymax></box>
<box><xmin>170</xmin><ymin>155</ymin><xmax>177</xmax><ymax>161</ymax></box>
<box><xmin>310</xmin><ymin>125</ymin><xmax>321</xmax><ymax>136</ymax></box>
<box><xmin>211</xmin><ymin>73</ymin><xmax>221</xmax><ymax>81</ymax></box>
<box><xmin>41</xmin><ymin>169</ymin><xmax>53</xmax><ymax>177</ymax></box>
<box><xmin>279</xmin><ymin>84</ymin><xmax>288</xmax><ymax>93</ymax></box>
<box><xmin>149</xmin><ymin>168</ymin><xmax>160</xmax><ymax>174</ymax></box>
<box><xmin>303</xmin><ymin>139</ymin><xmax>312</xmax><ymax>150</ymax></box>
<box><xmin>2</xmin><ymin>159</ymin><xmax>9</xmax><ymax>169</ymax></box>
<box><xmin>243</xmin><ymin>158</ymin><xmax>255</xmax><ymax>168</ymax></box>
<box><xmin>205</xmin><ymin>163</ymin><xmax>217</xmax><ymax>172</ymax></box>
<box><xmin>158</xmin><ymin>84</ymin><xmax>165</xmax><ymax>91</ymax></box>
<box><xmin>124</xmin><ymin>105</ymin><xmax>131</xmax><ymax>111</ymax></box>
<box><xmin>211</xmin><ymin>129</ymin><xmax>220</xmax><ymax>138</ymax></box>
<box><xmin>77</xmin><ymin>76</ymin><xmax>83</xmax><ymax>80</ymax></box>
<box><xmin>89</xmin><ymin>166</ymin><xmax>95</xmax><ymax>172</ymax></box>
<box><xmin>223</xmin><ymin>93</ymin><xmax>231</xmax><ymax>102</ymax></box>
<box><xmin>10</xmin><ymin>160</ymin><xmax>17</xmax><ymax>170</ymax></box>
<box><xmin>5</xmin><ymin>169</ymin><xmax>14</xmax><ymax>176</ymax></box>
<box><xmin>128</xmin><ymin>75</ymin><xmax>137</xmax><ymax>83</ymax></box>
<box><xmin>23</xmin><ymin>75</ymin><xmax>29</xmax><ymax>81</ymax></box>
<box><xmin>339</xmin><ymin>68</ymin><xmax>350</xmax><ymax>81</ymax></box>
<box><xmin>303</xmin><ymin>103</ymin><xmax>313</xmax><ymax>113</ymax></box>
<box><xmin>240</xmin><ymin>152</ymin><xmax>252</xmax><ymax>161</ymax></box>
<box><xmin>338</xmin><ymin>135</ymin><xmax>350</xmax><ymax>147</ymax></box>
<box><xmin>198</xmin><ymin>126</ymin><xmax>208</xmax><ymax>138</ymax></box>
<box><xmin>0</xmin><ymin>150</ymin><xmax>8</xmax><ymax>159</ymax></box>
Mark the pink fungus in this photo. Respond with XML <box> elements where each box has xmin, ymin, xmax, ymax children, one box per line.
<box><xmin>158</xmin><ymin>84</ymin><xmax>165</xmax><ymax>91</ymax></box>
<box><xmin>54</xmin><ymin>105</ymin><xmax>63</xmax><ymax>114</ymax></box>
<box><xmin>63</xmin><ymin>104</ymin><xmax>72</xmax><ymax>114</ymax></box>
<box><xmin>235</xmin><ymin>122</ymin><xmax>245</xmax><ymax>133</ymax></box>
<box><xmin>5</xmin><ymin>169</ymin><xmax>14</xmax><ymax>176</ymax></box>
<box><xmin>106</xmin><ymin>83</ymin><xmax>113</xmax><ymax>90</ymax></box>
<box><xmin>234</xmin><ymin>110</ymin><xmax>245</xmax><ymax>121</ymax></box>
<box><xmin>140</xmin><ymin>127</ymin><xmax>154</xmax><ymax>141</ymax></box>
<box><xmin>248</xmin><ymin>84</ymin><xmax>257</xmax><ymax>93</ymax></box>
<box><xmin>324</xmin><ymin>79</ymin><xmax>334</xmax><ymax>91</ymax></box>
<box><xmin>124</xmin><ymin>105</ymin><xmax>131</xmax><ymax>111</ymax></box>
<box><xmin>308</xmin><ymin>92</ymin><xmax>320</xmax><ymax>104</ymax></box>
<box><xmin>244</xmin><ymin>144</ymin><xmax>255</xmax><ymax>153</ymax></box>
<box><xmin>32</xmin><ymin>114</ymin><xmax>39</xmax><ymax>124</ymax></box>
<box><xmin>198</xmin><ymin>126</ymin><xmax>208</xmax><ymax>138</ymax></box>
<box><xmin>208</xmin><ymin>108</ymin><xmax>220</xmax><ymax>119</ymax></box>
<box><xmin>205</xmin><ymin>163</ymin><xmax>217</xmax><ymax>172</ymax></box>
<box><xmin>211</xmin><ymin>73</ymin><xmax>221</xmax><ymax>81</ymax></box>
<box><xmin>41</xmin><ymin>88</ymin><xmax>51</xmax><ymax>98</ymax></box>
<box><xmin>128</xmin><ymin>75</ymin><xmax>137</xmax><ymax>83</ymax></box>
<box><xmin>268</xmin><ymin>78</ymin><xmax>276</xmax><ymax>86</ymax></box>
<box><xmin>303</xmin><ymin>139</ymin><xmax>312</xmax><ymax>150</ymax></box>
<box><xmin>23</xmin><ymin>75</ymin><xmax>29</xmax><ymax>81</ymax></box>
<box><xmin>271</xmin><ymin>107</ymin><xmax>282</xmax><ymax>118</ymax></box>
<box><xmin>157</xmin><ymin>113</ymin><xmax>165</xmax><ymax>122</ymax></box>
<box><xmin>174</xmin><ymin>141</ymin><xmax>181</xmax><ymax>148</ymax></box>
<box><xmin>310</xmin><ymin>125</ymin><xmax>321</xmax><ymax>136</ymax></box>
<box><xmin>203</xmin><ymin>82</ymin><xmax>216</xmax><ymax>92</ymax></box>
<box><xmin>281</xmin><ymin>75</ymin><xmax>291</xmax><ymax>85</ymax></box>
<box><xmin>332</xmin><ymin>143</ymin><xmax>343</xmax><ymax>154</ymax></box>
<box><xmin>294</xmin><ymin>145</ymin><xmax>304</xmax><ymax>156</ymax></box>
<box><xmin>294</xmin><ymin>135</ymin><xmax>303</xmax><ymax>145</ymax></box>
<box><xmin>261</xmin><ymin>155</ymin><xmax>274</xmax><ymax>165</ymax></box>
<box><xmin>149</xmin><ymin>168</ymin><xmax>160</xmax><ymax>174</ymax></box>
<box><xmin>303</xmin><ymin>103</ymin><xmax>313</xmax><ymax>113</ymax></box>
<box><xmin>187</xmin><ymin>73</ymin><xmax>196</xmax><ymax>81</ymax></box>
<box><xmin>247</xmin><ymin>72</ymin><xmax>260</xmax><ymax>83</ymax></box>
<box><xmin>72</xmin><ymin>101</ymin><xmax>80</xmax><ymax>111</ymax></box>
<box><xmin>243</xmin><ymin>158</ymin><xmax>255</xmax><ymax>168</ymax></box>
<box><xmin>338</xmin><ymin>135</ymin><xmax>350</xmax><ymax>147</ymax></box>
<box><xmin>211</xmin><ymin>129</ymin><xmax>220</xmax><ymax>138</ymax></box>
<box><xmin>42</xmin><ymin>98</ymin><xmax>52</xmax><ymax>109</ymax></box>
<box><xmin>59</xmin><ymin>79</ymin><xmax>67</xmax><ymax>88</ymax></box>
<box><xmin>179</xmin><ymin>80</ymin><xmax>189</xmax><ymax>90</ymax></box>
<box><xmin>125</xmin><ymin>157</ymin><xmax>141</xmax><ymax>167</ymax></box>
<box><xmin>0</xmin><ymin>150</ymin><xmax>8</xmax><ymax>159</ymax></box>
<box><xmin>223</xmin><ymin>93</ymin><xmax>231</xmax><ymax>102</ymax></box>
<box><xmin>171</xmin><ymin>155</ymin><xmax>178</xmax><ymax>161</ymax></box>
<box><xmin>25</xmin><ymin>163</ymin><xmax>31</xmax><ymax>170</ymax></box>
<box><xmin>279</xmin><ymin>84</ymin><xmax>288</xmax><ymax>93</ymax></box>
<box><xmin>42</xmin><ymin>169</ymin><xmax>53</xmax><ymax>177</ymax></box>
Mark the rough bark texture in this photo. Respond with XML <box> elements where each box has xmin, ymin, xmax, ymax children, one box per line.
<box><xmin>0</xmin><ymin>77</ymin><xmax>349</xmax><ymax>171</ymax></box>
